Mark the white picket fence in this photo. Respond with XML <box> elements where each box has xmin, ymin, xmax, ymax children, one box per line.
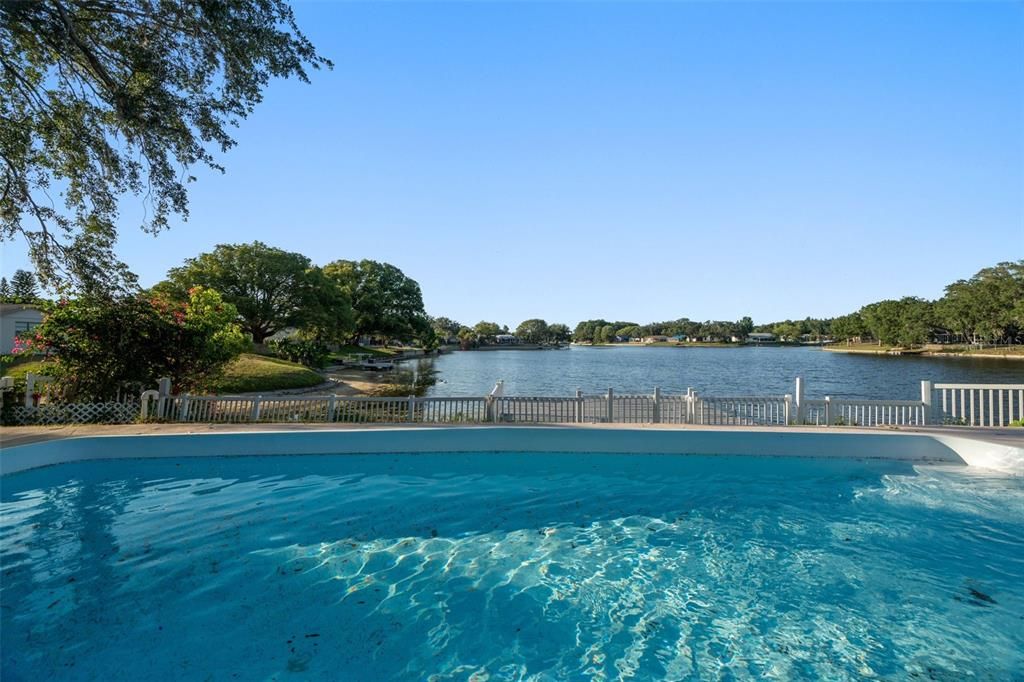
<box><xmin>802</xmin><ymin>399</ymin><xmax>927</xmax><ymax>427</ymax></box>
<box><xmin>3</xmin><ymin>374</ymin><xmax>1023</xmax><ymax>428</ymax></box>
<box><xmin>933</xmin><ymin>383</ymin><xmax>1024</xmax><ymax>427</ymax></box>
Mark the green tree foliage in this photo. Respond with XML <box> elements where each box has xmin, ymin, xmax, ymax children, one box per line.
<box><xmin>0</xmin><ymin>277</ymin><xmax>10</xmax><ymax>299</ymax></box>
<box><xmin>295</xmin><ymin>266</ymin><xmax>355</xmax><ymax>345</ymax></box>
<box><xmin>157</xmin><ymin>242</ymin><xmax>348</xmax><ymax>344</ymax></box>
<box><xmin>830</xmin><ymin>312</ymin><xmax>866</xmax><ymax>341</ymax></box>
<box><xmin>323</xmin><ymin>259</ymin><xmax>430</xmax><ymax>343</ymax></box>
<box><xmin>860</xmin><ymin>297</ymin><xmax>933</xmax><ymax>347</ymax></box>
<box><xmin>546</xmin><ymin>323</ymin><xmax>571</xmax><ymax>343</ymax></box>
<box><xmin>936</xmin><ymin>261</ymin><xmax>1023</xmax><ymax>344</ymax></box>
<box><xmin>735</xmin><ymin>316</ymin><xmax>754</xmax><ymax>340</ymax></box>
<box><xmin>472</xmin><ymin>321</ymin><xmax>503</xmax><ymax>341</ymax></box>
<box><xmin>457</xmin><ymin>326</ymin><xmax>478</xmax><ymax>350</ymax></box>
<box><xmin>10</xmin><ymin>268</ymin><xmax>38</xmax><ymax>300</ymax></box>
<box><xmin>616</xmin><ymin>325</ymin><xmax>642</xmax><ymax>340</ymax></box>
<box><xmin>25</xmin><ymin>287</ymin><xmax>246</xmax><ymax>400</ymax></box>
<box><xmin>573</xmin><ymin>319</ymin><xmax>637</xmax><ymax>343</ymax></box>
<box><xmin>431</xmin><ymin>317</ymin><xmax>463</xmax><ymax>341</ymax></box>
<box><xmin>2</xmin><ymin>0</ymin><xmax>330</xmax><ymax>292</ymax></box>
<box><xmin>515</xmin><ymin>319</ymin><xmax>549</xmax><ymax>344</ymax></box>
<box><xmin>770</xmin><ymin>321</ymin><xmax>801</xmax><ymax>342</ymax></box>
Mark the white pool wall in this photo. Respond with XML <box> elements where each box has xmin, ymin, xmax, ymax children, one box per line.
<box><xmin>2</xmin><ymin>427</ymin><xmax>1021</xmax><ymax>476</ymax></box>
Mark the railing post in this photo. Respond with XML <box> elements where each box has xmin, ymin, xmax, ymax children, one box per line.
<box><xmin>652</xmin><ymin>387</ymin><xmax>661</xmax><ymax>424</ymax></box>
<box><xmin>784</xmin><ymin>394</ymin><xmax>792</xmax><ymax>425</ymax></box>
<box><xmin>24</xmin><ymin>372</ymin><xmax>36</xmax><ymax>408</ymax></box>
<box><xmin>692</xmin><ymin>390</ymin><xmax>700</xmax><ymax>425</ymax></box>
<box><xmin>179</xmin><ymin>393</ymin><xmax>191</xmax><ymax>422</ymax></box>
<box><xmin>575</xmin><ymin>389</ymin><xmax>583</xmax><ymax>423</ymax></box>
<box><xmin>794</xmin><ymin>377</ymin><xmax>806</xmax><ymax>425</ymax></box>
<box><xmin>920</xmin><ymin>380</ymin><xmax>932</xmax><ymax>425</ymax></box>
<box><xmin>824</xmin><ymin>396</ymin><xmax>831</xmax><ymax>426</ymax></box>
<box><xmin>408</xmin><ymin>395</ymin><xmax>416</xmax><ymax>422</ymax></box>
<box><xmin>251</xmin><ymin>395</ymin><xmax>262</xmax><ymax>422</ymax></box>
<box><xmin>153</xmin><ymin>377</ymin><xmax>170</xmax><ymax>418</ymax></box>
<box><xmin>686</xmin><ymin>388</ymin><xmax>694</xmax><ymax>424</ymax></box>
<box><xmin>606</xmin><ymin>388</ymin><xmax>614</xmax><ymax>423</ymax></box>
<box><xmin>140</xmin><ymin>389</ymin><xmax>159</xmax><ymax>420</ymax></box>
<box><xmin>327</xmin><ymin>394</ymin><xmax>336</xmax><ymax>422</ymax></box>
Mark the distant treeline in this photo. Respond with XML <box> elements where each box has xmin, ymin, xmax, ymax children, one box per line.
<box><xmin>568</xmin><ymin>261</ymin><xmax>1024</xmax><ymax>346</ymax></box>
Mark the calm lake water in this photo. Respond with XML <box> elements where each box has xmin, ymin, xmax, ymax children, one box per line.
<box><xmin>415</xmin><ymin>346</ymin><xmax>1023</xmax><ymax>399</ymax></box>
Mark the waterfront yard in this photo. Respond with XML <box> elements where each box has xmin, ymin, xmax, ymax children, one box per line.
<box><xmin>209</xmin><ymin>353</ymin><xmax>324</xmax><ymax>394</ymax></box>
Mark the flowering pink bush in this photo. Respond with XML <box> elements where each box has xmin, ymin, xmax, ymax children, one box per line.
<box><xmin>29</xmin><ymin>287</ymin><xmax>247</xmax><ymax>400</ymax></box>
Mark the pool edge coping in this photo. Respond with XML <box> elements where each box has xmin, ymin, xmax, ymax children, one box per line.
<box><xmin>2</xmin><ymin>425</ymin><xmax>1022</xmax><ymax>476</ymax></box>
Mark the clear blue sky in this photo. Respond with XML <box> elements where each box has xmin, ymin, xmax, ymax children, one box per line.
<box><xmin>4</xmin><ymin>1</ymin><xmax>1022</xmax><ymax>329</ymax></box>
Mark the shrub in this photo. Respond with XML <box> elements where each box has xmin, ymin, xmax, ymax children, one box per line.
<box><xmin>266</xmin><ymin>337</ymin><xmax>331</xmax><ymax>368</ymax></box>
<box><xmin>23</xmin><ymin>287</ymin><xmax>247</xmax><ymax>401</ymax></box>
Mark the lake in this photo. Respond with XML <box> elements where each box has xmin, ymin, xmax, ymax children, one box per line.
<box><xmin>412</xmin><ymin>346</ymin><xmax>1023</xmax><ymax>399</ymax></box>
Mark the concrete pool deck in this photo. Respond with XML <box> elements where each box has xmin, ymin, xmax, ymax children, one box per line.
<box><xmin>2</xmin><ymin>422</ymin><xmax>1023</xmax><ymax>449</ymax></box>
<box><xmin>2</xmin><ymin>423</ymin><xmax>1022</xmax><ymax>476</ymax></box>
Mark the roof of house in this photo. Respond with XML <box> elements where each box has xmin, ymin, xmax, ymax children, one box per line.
<box><xmin>0</xmin><ymin>303</ymin><xmax>43</xmax><ymax>315</ymax></box>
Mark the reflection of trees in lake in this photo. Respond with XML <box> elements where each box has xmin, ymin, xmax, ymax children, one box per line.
<box><xmin>375</xmin><ymin>357</ymin><xmax>439</xmax><ymax>397</ymax></box>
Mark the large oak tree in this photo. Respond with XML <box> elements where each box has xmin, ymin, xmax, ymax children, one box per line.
<box><xmin>157</xmin><ymin>241</ymin><xmax>352</xmax><ymax>343</ymax></box>
<box><xmin>323</xmin><ymin>259</ymin><xmax>430</xmax><ymax>343</ymax></box>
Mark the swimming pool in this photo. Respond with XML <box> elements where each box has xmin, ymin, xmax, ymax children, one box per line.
<box><xmin>2</xmin><ymin>430</ymin><xmax>1023</xmax><ymax>679</ymax></box>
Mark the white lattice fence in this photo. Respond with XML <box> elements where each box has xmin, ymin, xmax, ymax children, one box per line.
<box><xmin>6</xmin><ymin>401</ymin><xmax>141</xmax><ymax>425</ymax></box>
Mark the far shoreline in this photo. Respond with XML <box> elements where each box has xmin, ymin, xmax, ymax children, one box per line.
<box><xmin>565</xmin><ymin>342</ymin><xmax>1024</xmax><ymax>360</ymax></box>
<box><xmin>823</xmin><ymin>346</ymin><xmax>1024</xmax><ymax>361</ymax></box>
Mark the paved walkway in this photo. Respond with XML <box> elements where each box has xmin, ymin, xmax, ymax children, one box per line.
<box><xmin>3</xmin><ymin>422</ymin><xmax>1022</xmax><ymax>450</ymax></box>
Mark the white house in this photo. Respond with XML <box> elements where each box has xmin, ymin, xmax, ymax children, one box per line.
<box><xmin>0</xmin><ymin>304</ymin><xmax>44</xmax><ymax>353</ymax></box>
<box><xmin>746</xmin><ymin>332</ymin><xmax>776</xmax><ymax>344</ymax></box>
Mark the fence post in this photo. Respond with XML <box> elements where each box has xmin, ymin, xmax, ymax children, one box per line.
<box><xmin>326</xmin><ymin>394</ymin><xmax>336</xmax><ymax>422</ymax></box>
<box><xmin>920</xmin><ymin>380</ymin><xmax>932</xmax><ymax>425</ymax></box>
<box><xmin>179</xmin><ymin>393</ymin><xmax>191</xmax><ymax>421</ymax></box>
<box><xmin>653</xmin><ymin>387</ymin><xmax>661</xmax><ymax>424</ymax></box>
<box><xmin>692</xmin><ymin>390</ymin><xmax>700</xmax><ymax>425</ymax></box>
<box><xmin>249</xmin><ymin>395</ymin><xmax>261</xmax><ymax>422</ymax></box>
<box><xmin>139</xmin><ymin>389</ymin><xmax>159</xmax><ymax>420</ymax></box>
<box><xmin>408</xmin><ymin>395</ymin><xmax>416</xmax><ymax>422</ymax></box>
<box><xmin>606</xmin><ymin>388</ymin><xmax>614</xmax><ymax>423</ymax></box>
<box><xmin>794</xmin><ymin>377</ymin><xmax>806</xmax><ymax>425</ymax></box>
<box><xmin>784</xmin><ymin>394</ymin><xmax>792</xmax><ymax>425</ymax></box>
<box><xmin>575</xmin><ymin>389</ymin><xmax>583</xmax><ymax>423</ymax></box>
<box><xmin>824</xmin><ymin>396</ymin><xmax>831</xmax><ymax>426</ymax></box>
<box><xmin>24</xmin><ymin>373</ymin><xmax>36</xmax><ymax>408</ymax></box>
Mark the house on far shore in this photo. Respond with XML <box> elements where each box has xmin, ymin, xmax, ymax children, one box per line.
<box><xmin>644</xmin><ymin>335</ymin><xmax>669</xmax><ymax>343</ymax></box>
<box><xmin>494</xmin><ymin>334</ymin><xmax>519</xmax><ymax>345</ymax></box>
<box><xmin>1</xmin><ymin>304</ymin><xmax>44</xmax><ymax>353</ymax></box>
<box><xmin>745</xmin><ymin>332</ymin><xmax>776</xmax><ymax>344</ymax></box>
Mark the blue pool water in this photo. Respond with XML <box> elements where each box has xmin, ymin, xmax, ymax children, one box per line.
<box><xmin>2</xmin><ymin>453</ymin><xmax>1022</xmax><ymax>680</ymax></box>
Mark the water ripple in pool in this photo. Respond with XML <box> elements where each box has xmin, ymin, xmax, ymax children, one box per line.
<box><xmin>1</xmin><ymin>453</ymin><xmax>1022</xmax><ymax>681</ymax></box>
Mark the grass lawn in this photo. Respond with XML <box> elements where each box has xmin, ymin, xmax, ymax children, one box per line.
<box><xmin>934</xmin><ymin>345</ymin><xmax>1024</xmax><ymax>357</ymax></box>
<box><xmin>824</xmin><ymin>342</ymin><xmax>898</xmax><ymax>353</ymax></box>
<box><xmin>209</xmin><ymin>353</ymin><xmax>324</xmax><ymax>394</ymax></box>
<box><xmin>0</xmin><ymin>357</ymin><xmax>55</xmax><ymax>381</ymax></box>
<box><xmin>330</xmin><ymin>345</ymin><xmax>410</xmax><ymax>361</ymax></box>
